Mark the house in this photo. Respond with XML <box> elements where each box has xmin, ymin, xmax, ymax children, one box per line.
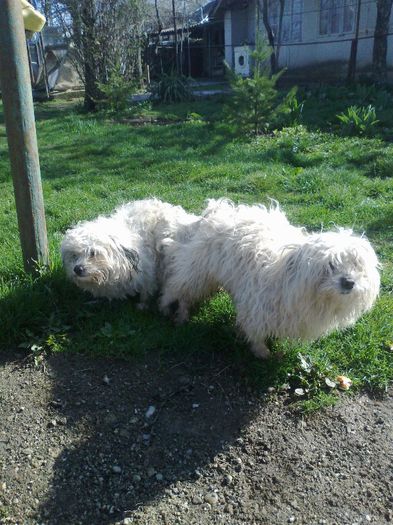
<box><xmin>149</xmin><ymin>0</ymin><xmax>393</xmax><ymax>82</ymax></box>
<box><xmin>220</xmin><ymin>0</ymin><xmax>393</xmax><ymax>82</ymax></box>
<box><xmin>149</xmin><ymin>0</ymin><xmax>225</xmax><ymax>78</ymax></box>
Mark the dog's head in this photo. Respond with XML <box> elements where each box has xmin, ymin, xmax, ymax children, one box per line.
<box><xmin>281</xmin><ymin>229</ymin><xmax>380</xmax><ymax>336</ymax></box>
<box><xmin>61</xmin><ymin>217</ymin><xmax>140</xmax><ymax>298</ymax></box>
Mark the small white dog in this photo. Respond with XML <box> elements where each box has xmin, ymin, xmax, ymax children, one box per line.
<box><xmin>61</xmin><ymin>198</ymin><xmax>199</xmax><ymax>307</ymax></box>
<box><xmin>159</xmin><ymin>199</ymin><xmax>380</xmax><ymax>358</ymax></box>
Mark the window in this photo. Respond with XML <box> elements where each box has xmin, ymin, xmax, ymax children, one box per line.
<box><xmin>268</xmin><ymin>0</ymin><xmax>303</xmax><ymax>43</ymax></box>
<box><xmin>320</xmin><ymin>0</ymin><xmax>356</xmax><ymax>35</ymax></box>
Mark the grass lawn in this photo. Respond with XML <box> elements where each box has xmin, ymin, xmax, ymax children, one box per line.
<box><xmin>0</xmin><ymin>92</ymin><xmax>392</xmax><ymax>409</ymax></box>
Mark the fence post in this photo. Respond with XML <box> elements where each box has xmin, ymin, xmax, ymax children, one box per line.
<box><xmin>0</xmin><ymin>0</ymin><xmax>49</xmax><ymax>273</ymax></box>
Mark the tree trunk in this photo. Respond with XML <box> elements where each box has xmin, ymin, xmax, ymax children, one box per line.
<box><xmin>260</xmin><ymin>0</ymin><xmax>277</xmax><ymax>74</ymax></box>
<box><xmin>347</xmin><ymin>0</ymin><xmax>362</xmax><ymax>82</ymax></box>
<box><xmin>171</xmin><ymin>0</ymin><xmax>178</xmax><ymax>73</ymax></box>
<box><xmin>81</xmin><ymin>0</ymin><xmax>101</xmax><ymax>111</ymax></box>
<box><xmin>275</xmin><ymin>0</ymin><xmax>285</xmax><ymax>66</ymax></box>
<box><xmin>372</xmin><ymin>0</ymin><xmax>393</xmax><ymax>83</ymax></box>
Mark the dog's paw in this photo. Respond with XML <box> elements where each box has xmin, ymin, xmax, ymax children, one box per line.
<box><xmin>136</xmin><ymin>302</ymin><xmax>149</xmax><ymax>311</ymax></box>
<box><xmin>174</xmin><ymin>301</ymin><xmax>190</xmax><ymax>325</ymax></box>
<box><xmin>250</xmin><ymin>341</ymin><xmax>271</xmax><ymax>360</ymax></box>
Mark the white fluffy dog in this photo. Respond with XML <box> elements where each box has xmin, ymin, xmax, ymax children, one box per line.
<box><xmin>61</xmin><ymin>199</ymin><xmax>198</xmax><ymax>307</ymax></box>
<box><xmin>159</xmin><ymin>199</ymin><xmax>380</xmax><ymax>358</ymax></box>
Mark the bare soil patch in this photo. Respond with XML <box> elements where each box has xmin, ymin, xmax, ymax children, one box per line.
<box><xmin>0</xmin><ymin>350</ymin><xmax>392</xmax><ymax>525</ymax></box>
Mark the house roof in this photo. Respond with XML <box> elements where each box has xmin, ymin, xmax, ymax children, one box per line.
<box><xmin>153</xmin><ymin>0</ymin><xmax>222</xmax><ymax>36</ymax></box>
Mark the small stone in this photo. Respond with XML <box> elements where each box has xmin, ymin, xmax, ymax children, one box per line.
<box><xmin>267</xmin><ymin>387</ymin><xmax>276</xmax><ymax>393</ymax></box>
<box><xmin>288</xmin><ymin>516</ymin><xmax>296</xmax><ymax>523</ymax></box>
<box><xmin>192</xmin><ymin>496</ymin><xmax>203</xmax><ymax>505</ymax></box>
<box><xmin>31</xmin><ymin>458</ymin><xmax>41</xmax><ymax>468</ymax></box>
<box><xmin>155</xmin><ymin>473</ymin><xmax>164</xmax><ymax>481</ymax></box>
<box><xmin>224</xmin><ymin>504</ymin><xmax>234</xmax><ymax>514</ymax></box>
<box><xmin>0</xmin><ymin>482</ymin><xmax>6</xmax><ymax>491</ymax></box>
<box><xmin>112</xmin><ymin>466</ymin><xmax>122</xmax><ymax>474</ymax></box>
<box><xmin>49</xmin><ymin>419</ymin><xmax>57</xmax><ymax>427</ymax></box>
<box><xmin>123</xmin><ymin>519</ymin><xmax>133</xmax><ymax>525</ymax></box>
<box><xmin>224</xmin><ymin>474</ymin><xmax>233</xmax><ymax>485</ymax></box>
<box><xmin>145</xmin><ymin>405</ymin><xmax>156</xmax><ymax>419</ymax></box>
<box><xmin>192</xmin><ymin>403</ymin><xmax>200</xmax><ymax>409</ymax></box>
<box><xmin>365</xmin><ymin>515</ymin><xmax>372</xmax><ymax>522</ymax></box>
<box><xmin>103</xmin><ymin>375</ymin><xmax>110</xmax><ymax>385</ymax></box>
<box><xmin>132</xmin><ymin>474</ymin><xmax>141</xmax><ymax>483</ymax></box>
<box><xmin>204</xmin><ymin>492</ymin><xmax>219</xmax><ymax>505</ymax></box>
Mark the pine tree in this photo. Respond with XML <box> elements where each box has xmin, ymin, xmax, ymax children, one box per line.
<box><xmin>224</xmin><ymin>36</ymin><xmax>286</xmax><ymax>135</ymax></box>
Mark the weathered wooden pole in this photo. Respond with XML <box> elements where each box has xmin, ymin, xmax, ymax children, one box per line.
<box><xmin>0</xmin><ymin>0</ymin><xmax>49</xmax><ymax>272</ymax></box>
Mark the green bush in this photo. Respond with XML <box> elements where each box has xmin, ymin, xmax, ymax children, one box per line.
<box><xmin>151</xmin><ymin>73</ymin><xmax>193</xmax><ymax>104</ymax></box>
<box><xmin>223</xmin><ymin>36</ymin><xmax>297</xmax><ymax>135</ymax></box>
<box><xmin>97</xmin><ymin>68</ymin><xmax>137</xmax><ymax>112</ymax></box>
<box><xmin>336</xmin><ymin>105</ymin><xmax>379</xmax><ymax>137</ymax></box>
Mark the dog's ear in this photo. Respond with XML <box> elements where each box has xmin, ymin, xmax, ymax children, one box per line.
<box><xmin>121</xmin><ymin>246</ymin><xmax>140</xmax><ymax>273</ymax></box>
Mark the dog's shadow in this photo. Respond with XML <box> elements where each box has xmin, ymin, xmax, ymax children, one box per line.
<box><xmin>1</xmin><ymin>270</ymin><xmax>290</xmax><ymax>524</ymax></box>
<box><xmin>35</xmin><ymin>349</ymin><xmax>262</xmax><ymax>524</ymax></box>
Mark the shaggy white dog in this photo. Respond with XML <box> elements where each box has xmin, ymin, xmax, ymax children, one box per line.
<box><xmin>159</xmin><ymin>199</ymin><xmax>380</xmax><ymax>358</ymax></box>
<box><xmin>61</xmin><ymin>199</ymin><xmax>199</xmax><ymax>307</ymax></box>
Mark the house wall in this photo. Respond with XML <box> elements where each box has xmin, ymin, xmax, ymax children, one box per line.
<box><xmin>277</xmin><ymin>0</ymin><xmax>385</xmax><ymax>72</ymax></box>
<box><xmin>224</xmin><ymin>0</ymin><xmax>393</xmax><ymax>81</ymax></box>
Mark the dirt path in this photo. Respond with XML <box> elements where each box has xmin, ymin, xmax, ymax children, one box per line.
<box><xmin>0</xmin><ymin>350</ymin><xmax>392</xmax><ymax>525</ymax></box>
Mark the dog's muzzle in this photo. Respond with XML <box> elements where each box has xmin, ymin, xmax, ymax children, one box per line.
<box><xmin>340</xmin><ymin>276</ymin><xmax>355</xmax><ymax>293</ymax></box>
<box><xmin>74</xmin><ymin>264</ymin><xmax>85</xmax><ymax>277</ymax></box>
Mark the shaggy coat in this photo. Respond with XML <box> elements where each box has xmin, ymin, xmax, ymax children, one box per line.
<box><xmin>61</xmin><ymin>199</ymin><xmax>199</xmax><ymax>306</ymax></box>
<box><xmin>159</xmin><ymin>199</ymin><xmax>380</xmax><ymax>357</ymax></box>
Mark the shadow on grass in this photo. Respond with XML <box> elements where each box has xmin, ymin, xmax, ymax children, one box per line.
<box><xmin>0</xmin><ymin>268</ymin><xmax>290</xmax><ymax>387</ymax></box>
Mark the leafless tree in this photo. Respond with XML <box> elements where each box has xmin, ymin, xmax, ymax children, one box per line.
<box><xmin>259</xmin><ymin>0</ymin><xmax>285</xmax><ymax>75</ymax></box>
<box><xmin>50</xmin><ymin>0</ymin><xmax>150</xmax><ymax>110</ymax></box>
<box><xmin>372</xmin><ymin>0</ymin><xmax>393</xmax><ymax>82</ymax></box>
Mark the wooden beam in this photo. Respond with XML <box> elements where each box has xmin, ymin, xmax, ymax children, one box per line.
<box><xmin>0</xmin><ymin>0</ymin><xmax>49</xmax><ymax>273</ymax></box>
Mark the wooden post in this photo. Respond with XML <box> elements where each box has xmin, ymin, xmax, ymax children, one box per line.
<box><xmin>0</xmin><ymin>0</ymin><xmax>49</xmax><ymax>273</ymax></box>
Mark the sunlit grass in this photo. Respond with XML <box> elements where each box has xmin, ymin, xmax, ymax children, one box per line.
<box><xmin>0</xmin><ymin>94</ymin><xmax>392</xmax><ymax>408</ymax></box>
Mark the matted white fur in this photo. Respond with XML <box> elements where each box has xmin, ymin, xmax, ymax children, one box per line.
<box><xmin>159</xmin><ymin>199</ymin><xmax>381</xmax><ymax>357</ymax></box>
<box><xmin>61</xmin><ymin>198</ymin><xmax>198</xmax><ymax>306</ymax></box>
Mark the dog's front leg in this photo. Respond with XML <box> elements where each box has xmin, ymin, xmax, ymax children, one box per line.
<box><xmin>174</xmin><ymin>299</ymin><xmax>190</xmax><ymax>325</ymax></box>
<box><xmin>136</xmin><ymin>290</ymin><xmax>150</xmax><ymax>311</ymax></box>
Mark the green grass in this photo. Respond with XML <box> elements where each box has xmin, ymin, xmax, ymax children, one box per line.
<box><xmin>0</xmin><ymin>92</ymin><xmax>392</xmax><ymax>408</ymax></box>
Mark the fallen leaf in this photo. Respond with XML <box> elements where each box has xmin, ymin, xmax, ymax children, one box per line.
<box><xmin>336</xmin><ymin>375</ymin><xmax>352</xmax><ymax>390</ymax></box>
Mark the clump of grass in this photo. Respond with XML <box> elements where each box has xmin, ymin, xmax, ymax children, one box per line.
<box><xmin>337</xmin><ymin>105</ymin><xmax>379</xmax><ymax>137</ymax></box>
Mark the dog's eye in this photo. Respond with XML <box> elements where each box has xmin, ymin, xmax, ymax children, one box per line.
<box><xmin>89</xmin><ymin>249</ymin><xmax>96</xmax><ymax>258</ymax></box>
<box><xmin>329</xmin><ymin>262</ymin><xmax>336</xmax><ymax>272</ymax></box>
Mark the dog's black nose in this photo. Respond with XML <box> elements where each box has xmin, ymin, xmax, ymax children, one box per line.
<box><xmin>74</xmin><ymin>264</ymin><xmax>85</xmax><ymax>276</ymax></box>
<box><xmin>340</xmin><ymin>277</ymin><xmax>355</xmax><ymax>290</ymax></box>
